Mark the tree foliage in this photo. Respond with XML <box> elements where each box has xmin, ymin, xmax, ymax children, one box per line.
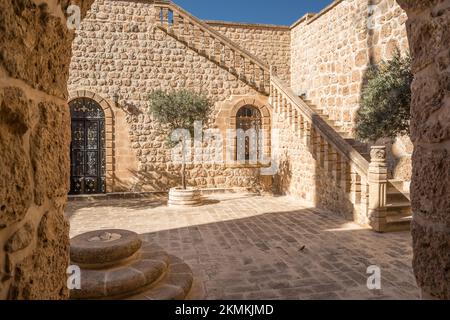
<box><xmin>148</xmin><ymin>89</ymin><xmax>213</xmax><ymax>189</ymax></box>
<box><xmin>149</xmin><ymin>89</ymin><xmax>213</xmax><ymax>137</ymax></box>
<box><xmin>355</xmin><ymin>51</ymin><xmax>413</xmax><ymax>142</ymax></box>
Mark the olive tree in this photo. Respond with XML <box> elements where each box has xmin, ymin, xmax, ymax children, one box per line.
<box><xmin>148</xmin><ymin>89</ymin><xmax>213</xmax><ymax>189</ymax></box>
<box><xmin>355</xmin><ymin>51</ymin><xmax>413</xmax><ymax>142</ymax></box>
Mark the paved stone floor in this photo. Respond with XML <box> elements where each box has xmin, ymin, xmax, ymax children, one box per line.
<box><xmin>67</xmin><ymin>193</ymin><xmax>420</xmax><ymax>300</ymax></box>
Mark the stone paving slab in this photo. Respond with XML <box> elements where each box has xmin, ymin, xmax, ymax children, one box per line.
<box><xmin>67</xmin><ymin>193</ymin><xmax>420</xmax><ymax>300</ymax></box>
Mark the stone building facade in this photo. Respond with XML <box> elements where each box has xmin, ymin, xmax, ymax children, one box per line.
<box><xmin>67</xmin><ymin>0</ymin><xmax>411</xmax><ymax>196</ymax></box>
<box><xmin>68</xmin><ymin>0</ymin><xmax>279</xmax><ymax>193</ymax></box>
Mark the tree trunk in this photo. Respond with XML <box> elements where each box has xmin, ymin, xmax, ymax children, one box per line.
<box><xmin>181</xmin><ymin>140</ymin><xmax>187</xmax><ymax>190</ymax></box>
<box><xmin>181</xmin><ymin>161</ymin><xmax>187</xmax><ymax>190</ymax></box>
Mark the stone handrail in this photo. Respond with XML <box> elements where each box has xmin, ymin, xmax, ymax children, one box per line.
<box><xmin>270</xmin><ymin>74</ymin><xmax>369</xmax><ymax>178</ymax></box>
<box><xmin>153</xmin><ymin>0</ymin><xmax>271</xmax><ymax>94</ymax></box>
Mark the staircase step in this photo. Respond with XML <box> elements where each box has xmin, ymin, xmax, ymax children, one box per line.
<box><xmin>386</xmin><ymin>201</ymin><xmax>411</xmax><ymax>209</ymax></box>
<box><xmin>386</xmin><ymin>214</ymin><xmax>412</xmax><ymax>232</ymax></box>
<box><xmin>387</xmin><ymin>190</ymin><xmax>411</xmax><ymax>202</ymax></box>
<box><xmin>388</xmin><ymin>179</ymin><xmax>410</xmax><ymax>193</ymax></box>
<box><xmin>386</xmin><ymin>201</ymin><xmax>412</xmax><ymax>216</ymax></box>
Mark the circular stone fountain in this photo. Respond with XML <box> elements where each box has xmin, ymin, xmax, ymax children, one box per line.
<box><xmin>168</xmin><ymin>187</ymin><xmax>202</xmax><ymax>207</ymax></box>
<box><xmin>70</xmin><ymin>230</ymin><xmax>194</xmax><ymax>300</ymax></box>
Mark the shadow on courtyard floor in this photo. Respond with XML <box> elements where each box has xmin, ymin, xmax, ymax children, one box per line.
<box><xmin>136</xmin><ymin>209</ymin><xmax>418</xmax><ymax>300</ymax></box>
<box><xmin>67</xmin><ymin>193</ymin><xmax>418</xmax><ymax>299</ymax></box>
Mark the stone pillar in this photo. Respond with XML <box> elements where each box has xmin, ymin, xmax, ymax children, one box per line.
<box><xmin>397</xmin><ymin>0</ymin><xmax>450</xmax><ymax>299</ymax></box>
<box><xmin>0</xmin><ymin>0</ymin><xmax>95</xmax><ymax>300</ymax></box>
<box><xmin>368</xmin><ymin>146</ymin><xmax>388</xmax><ymax>232</ymax></box>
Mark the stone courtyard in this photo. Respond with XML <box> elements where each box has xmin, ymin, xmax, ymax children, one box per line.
<box><xmin>67</xmin><ymin>193</ymin><xmax>420</xmax><ymax>300</ymax></box>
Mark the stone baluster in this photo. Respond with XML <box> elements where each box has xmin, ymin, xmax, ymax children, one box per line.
<box><xmin>271</xmin><ymin>89</ymin><xmax>276</xmax><ymax>112</ymax></box>
<box><xmin>341</xmin><ymin>161</ymin><xmax>351</xmax><ymax>192</ymax></box>
<box><xmin>360</xmin><ymin>176</ymin><xmax>369</xmax><ymax>225</ymax></box>
<box><xmin>188</xmin><ymin>22</ymin><xmax>195</xmax><ymax>46</ymax></box>
<box><xmin>224</xmin><ymin>46</ymin><xmax>231</xmax><ymax>66</ymax></box>
<box><xmin>318</xmin><ymin>135</ymin><xmax>325</xmax><ymax>168</ymax></box>
<box><xmin>326</xmin><ymin>143</ymin><xmax>337</xmax><ymax>176</ymax></box>
<box><xmin>198</xmin><ymin>30</ymin><xmax>207</xmax><ymax>55</ymax></box>
<box><xmin>155</xmin><ymin>6</ymin><xmax>162</xmax><ymax>25</ymax></box>
<box><xmin>162</xmin><ymin>8</ymin><xmax>169</xmax><ymax>28</ymax></box>
<box><xmin>349</xmin><ymin>166</ymin><xmax>362</xmax><ymax>222</ymax></box>
<box><xmin>303</xmin><ymin>121</ymin><xmax>311</xmax><ymax>147</ymax></box>
<box><xmin>264</xmin><ymin>70</ymin><xmax>270</xmax><ymax>92</ymax></box>
<box><xmin>230</xmin><ymin>49</ymin><xmax>236</xmax><ymax>74</ymax></box>
<box><xmin>335</xmin><ymin>153</ymin><xmax>343</xmax><ymax>186</ymax></box>
<box><xmin>167</xmin><ymin>10</ymin><xmax>173</xmax><ymax>33</ymax></box>
<box><xmin>259</xmin><ymin>68</ymin><xmax>265</xmax><ymax>92</ymax></box>
<box><xmin>286</xmin><ymin>103</ymin><xmax>292</xmax><ymax>125</ymax></box>
<box><xmin>191</xmin><ymin>24</ymin><xmax>200</xmax><ymax>49</ymax></box>
<box><xmin>172</xmin><ymin>12</ymin><xmax>181</xmax><ymax>34</ymax></box>
<box><xmin>177</xmin><ymin>14</ymin><xmax>185</xmax><ymax>40</ymax></box>
<box><xmin>268</xmin><ymin>85</ymin><xmax>273</xmax><ymax>106</ymax></box>
<box><xmin>277</xmin><ymin>91</ymin><xmax>282</xmax><ymax>116</ymax></box>
<box><xmin>298</xmin><ymin>114</ymin><xmax>305</xmax><ymax>138</ymax></box>
<box><xmin>282</xmin><ymin>98</ymin><xmax>288</xmax><ymax>121</ymax></box>
<box><xmin>239</xmin><ymin>55</ymin><xmax>245</xmax><ymax>80</ymax></box>
<box><xmin>368</xmin><ymin>146</ymin><xmax>388</xmax><ymax>232</ymax></box>
<box><xmin>219</xmin><ymin>42</ymin><xmax>226</xmax><ymax>65</ymax></box>
<box><xmin>252</xmin><ymin>63</ymin><xmax>256</xmax><ymax>84</ymax></box>
<box><xmin>182</xmin><ymin>16</ymin><xmax>189</xmax><ymax>39</ymax></box>
<box><xmin>293</xmin><ymin>109</ymin><xmax>299</xmax><ymax>132</ymax></box>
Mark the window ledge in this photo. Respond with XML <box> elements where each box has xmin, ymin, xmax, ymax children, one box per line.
<box><xmin>226</xmin><ymin>162</ymin><xmax>272</xmax><ymax>169</ymax></box>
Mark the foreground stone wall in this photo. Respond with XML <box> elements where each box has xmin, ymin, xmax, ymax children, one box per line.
<box><xmin>68</xmin><ymin>0</ymin><xmax>269</xmax><ymax>192</ymax></box>
<box><xmin>397</xmin><ymin>0</ymin><xmax>450</xmax><ymax>299</ymax></box>
<box><xmin>0</xmin><ymin>0</ymin><xmax>94</xmax><ymax>300</ymax></box>
<box><xmin>207</xmin><ymin>21</ymin><xmax>291</xmax><ymax>83</ymax></box>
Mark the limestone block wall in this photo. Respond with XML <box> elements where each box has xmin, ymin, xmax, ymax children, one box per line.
<box><xmin>291</xmin><ymin>0</ymin><xmax>409</xmax><ymax>132</ymax></box>
<box><xmin>68</xmin><ymin>0</ymin><xmax>269</xmax><ymax>192</ymax></box>
<box><xmin>207</xmin><ymin>21</ymin><xmax>291</xmax><ymax>83</ymax></box>
<box><xmin>397</xmin><ymin>0</ymin><xmax>450</xmax><ymax>299</ymax></box>
<box><xmin>290</xmin><ymin>0</ymin><xmax>411</xmax><ymax>181</ymax></box>
<box><xmin>0</xmin><ymin>0</ymin><xmax>95</xmax><ymax>300</ymax></box>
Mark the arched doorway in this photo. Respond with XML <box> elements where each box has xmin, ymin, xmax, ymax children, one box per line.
<box><xmin>69</xmin><ymin>98</ymin><xmax>106</xmax><ymax>194</ymax></box>
<box><xmin>236</xmin><ymin>105</ymin><xmax>263</xmax><ymax>162</ymax></box>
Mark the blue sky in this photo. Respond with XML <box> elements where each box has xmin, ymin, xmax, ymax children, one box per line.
<box><xmin>173</xmin><ymin>0</ymin><xmax>335</xmax><ymax>26</ymax></box>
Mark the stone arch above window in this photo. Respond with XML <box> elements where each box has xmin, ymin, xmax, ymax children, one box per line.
<box><xmin>235</xmin><ymin>105</ymin><xmax>263</xmax><ymax>161</ymax></box>
<box><xmin>68</xmin><ymin>90</ymin><xmax>115</xmax><ymax>192</ymax></box>
<box><xmin>216</xmin><ymin>96</ymin><xmax>272</xmax><ymax>166</ymax></box>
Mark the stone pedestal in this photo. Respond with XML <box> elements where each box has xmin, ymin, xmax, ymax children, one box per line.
<box><xmin>70</xmin><ymin>230</ymin><xmax>194</xmax><ymax>300</ymax></box>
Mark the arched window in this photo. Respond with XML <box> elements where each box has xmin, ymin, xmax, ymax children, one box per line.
<box><xmin>236</xmin><ymin>106</ymin><xmax>262</xmax><ymax>162</ymax></box>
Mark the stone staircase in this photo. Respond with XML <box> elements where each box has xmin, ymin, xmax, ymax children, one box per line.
<box><xmin>302</xmin><ymin>99</ymin><xmax>412</xmax><ymax>231</ymax></box>
<box><xmin>152</xmin><ymin>1</ymin><xmax>411</xmax><ymax>232</ymax></box>
<box><xmin>386</xmin><ymin>180</ymin><xmax>412</xmax><ymax>232</ymax></box>
<box><xmin>153</xmin><ymin>0</ymin><xmax>271</xmax><ymax>95</ymax></box>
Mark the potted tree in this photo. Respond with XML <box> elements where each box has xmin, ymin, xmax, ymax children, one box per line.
<box><xmin>148</xmin><ymin>89</ymin><xmax>213</xmax><ymax>207</ymax></box>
